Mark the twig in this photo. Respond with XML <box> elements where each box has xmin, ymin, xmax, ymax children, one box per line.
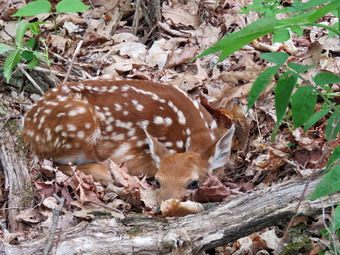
<box><xmin>18</xmin><ymin>64</ymin><xmax>45</xmax><ymax>95</ymax></box>
<box><xmin>63</xmin><ymin>40</ymin><xmax>83</xmax><ymax>84</ymax></box>
<box><xmin>321</xmin><ymin>201</ymin><xmax>338</xmax><ymax>255</ymax></box>
<box><xmin>0</xmin><ymin>116</ymin><xmax>20</xmax><ymax>132</ymax></box>
<box><xmin>0</xmin><ymin>115</ymin><xmax>21</xmax><ymax>121</ymax></box>
<box><xmin>42</xmin><ymin>194</ymin><xmax>65</xmax><ymax>255</ymax></box>
<box><xmin>158</xmin><ymin>22</ymin><xmax>191</xmax><ymax>37</ymax></box>
<box><xmin>132</xmin><ymin>0</ymin><xmax>141</xmax><ymax>35</ymax></box>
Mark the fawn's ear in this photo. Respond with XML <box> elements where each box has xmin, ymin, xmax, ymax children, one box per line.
<box><xmin>144</xmin><ymin>128</ymin><xmax>171</xmax><ymax>168</ymax></box>
<box><xmin>202</xmin><ymin>125</ymin><xmax>235</xmax><ymax>171</ymax></box>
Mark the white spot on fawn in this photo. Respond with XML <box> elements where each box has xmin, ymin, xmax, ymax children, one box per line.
<box><xmin>56</xmin><ymin>112</ymin><xmax>66</xmax><ymax>117</ymax></box>
<box><xmin>193</xmin><ymin>100</ymin><xmax>200</xmax><ymax>110</ymax></box>
<box><xmin>112</xmin><ymin>142</ymin><xmax>131</xmax><ymax>158</ymax></box>
<box><xmin>164</xmin><ymin>142</ymin><xmax>173</xmax><ymax>147</ymax></box>
<box><xmin>68</xmin><ymin>106</ymin><xmax>86</xmax><ymax>116</ymax></box>
<box><xmin>114</xmin><ymin>104</ymin><xmax>122</xmax><ymax>111</ymax></box>
<box><xmin>67</xmin><ymin>124</ymin><xmax>76</xmax><ymax>131</ymax></box>
<box><xmin>177</xmin><ymin>110</ymin><xmax>186</xmax><ymax>125</ymax></box>
<box><xmin>77</xmin><ymin>131</ymin><xmax>85</xmax><ymax>139</ymax></box>
<box><xmin>164</xmin><ymin>117</ymin><xmax>172</xmax><ymax>126</ymax></box>
<box><xmin>154</xmin><ymin>116</ymin><xmax>164</xmax><ymax>125</ymax></box>
<box><xmin>176</xmin><ymin>140</ymin><xmax>184</xmax><ymax>148</ymax></box>
<box><xmin>45</xmin><ymin>101</ymin><xmax>59</xmax><ymax>106</ymax></box>
<box><xmin>55</xmin><ymin>125</ymin><xmax>63</xmax><ymax>132</ymax></box>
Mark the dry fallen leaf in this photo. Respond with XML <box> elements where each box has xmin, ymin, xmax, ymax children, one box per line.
<box><xmin>15</xmin><ymin>209</ymin><xmax>47</xmax><ymax>225</ymax></box>
<box><xmin>160</xmin><ymin>199</ymin><xmax>204</xmax><ymax>217</ymax></box>
<box><xmin>191</xmin><ymin>175</ymin><xmax>231</xmax><ymax>203</ymax></box>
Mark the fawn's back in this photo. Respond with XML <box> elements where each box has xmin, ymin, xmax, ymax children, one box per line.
<box><xmin>23</xmin><ymin>80</ymin><xmax>234</xmax><ymax>202</ymax></box>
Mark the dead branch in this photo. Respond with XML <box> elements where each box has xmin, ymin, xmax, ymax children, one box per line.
<box><xmin>0</xmin><ymin>131</ymin><xmax>34</xmax><ymax>233</ymax></box>
<box><xmin>1</xmin><ymin>173</ymin><xmax>339</xmax><ymax>255</ymax></box>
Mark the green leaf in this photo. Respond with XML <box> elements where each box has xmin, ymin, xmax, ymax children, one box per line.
<box><xmin>290</xmin><ymin>26</ymin><xmax>304</xmax><ymax>36</ymax></box>
<box><xmin>12</xmin><ymin>0</ymin><xmax>51</xmax><ymax>17</ymax></box>
<box><xmin>314</xmin><ymin>72</ymin><xmax>340</xmax><ymax>86</ymax></box>
<box><xmin>327</xmin><ymin>22</ymin><xmax>339</xmax><ymax>38</ymax></box>
<box><xmin>288</xmin><ymin>63</ymin><xmax>314</xmax><ymax>74</ymax></box>
<box><xmin>327</xmin><ymin>146</ymin><xmax>340</xmax><ymax>171</ymax></box>
<box><xmin>326</xmin><ymin>107</ymin><xmax>340</xmax><ymax>140</ymax></box>
<box><xmin>304</xmin><ymin>106</ymin><xmax>331</xmax><ymax>132</ymax></box>
<box><xmin>296</xmin><ymin>0</ymin><xmax>333</xmax><ymax>11</ymax></box>
<box><xmin>273</xmin><ymin>28</ymin><xmax>290</xmax><ymax>42</ymax></box>
<box><xmin>291</xmin><ymin>86</ymin><xmax>317</xmax><ymax>128</ymax></box>
<box><xmin>56</xmin><ymin>0</ymin><xmax>90</xmax><ymax>13</ymax></box>
<box><xmin>28</xmin><ymin>22</ymin><xmax>40</xmax><ymax>36</ymax></box>
<box><xmin>0</xmin><ymin>44</ymin><xmax>13</xmax><ymax>54</ymax></box>
<box><xmin>197</xmin><ymin>16</ymin><xmax>277</xmax><ymax>61</ymax></box>
<box><xmin>309</xmin><ymin>165</ymin><xmax>340</xmax><ymax>200</ymax></box>
<box><xmin>4</xmin><ymin>49</ymin><xmax>21</xmax><ymax>82</ymax></box>
<box><xmin>261</xmin><ymin>52</ymin><xmax>289</xmax><ymax>65</ymax></box>
<box><xmin>334</xmin><ymin>202</ymin><xmax>340</xmax><ymax>230</ymax></box>
<box><xmin>21</xmin><ymin>50</ymin><xmax>34</xmax><ymax>61</ymax></box>
<box><xmin>271</xmin><ymin>71</ymin><xmax>298</xmax><ymax>140</ymax></box>
<box><xmin>28</xmin><ymin>58</ymin><xmax>40</xmax><ymax>69</ymax></box>
<box><xmin>26</xmin><ymin>38</ymin><xmax>36</xmax><ymax>49</ymax></box>
<box><xmin>248</xmin><ymin>66</ymin><xmax>280</xmax><ymax>110</ymax></box>
<box><xmin>276</xmin><ymin>1</ymin><xmax>340</xmax><ymax>26</ymax></box>
<box><xmin>15</xmin><ymin>20</ymin><xmax>29</xmax><ymax>48</ymax></box>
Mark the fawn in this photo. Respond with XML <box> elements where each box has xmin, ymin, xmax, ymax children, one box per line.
<box><xmin>23</xmin><ymin>80</ymin><xmax>235</xmax><ymax>203</ymax></box>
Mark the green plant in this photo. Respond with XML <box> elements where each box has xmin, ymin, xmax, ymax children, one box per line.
<box><xmin>0</xmin><ymin>0</ymin><xmax>90</xmax><ymax>82</ymax></box>
<box><xmin>197</xmin><ymin>0</ymin><xmax>339</xmax><ymax>251</ymax></box>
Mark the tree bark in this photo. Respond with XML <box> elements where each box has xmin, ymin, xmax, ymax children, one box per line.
<box><xmin>0</xmin><ymin>129</ymin><xmax>33</xmax><ymax>233</ymax></box>
<box><xmin>1</xmin><ymin>173</ymin><xmax>339</xmax><ymax>255</ymax></box>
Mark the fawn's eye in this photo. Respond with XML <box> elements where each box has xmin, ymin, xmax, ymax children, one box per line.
<box><xmin>155</xmin><ymin>180</ymin><xmax>161</xmax><ymax>189</ymax></box>
<box><xmin>187</xmin><ymin>180</ymin><xmax>199</xmax><ymax>190</ymax></box>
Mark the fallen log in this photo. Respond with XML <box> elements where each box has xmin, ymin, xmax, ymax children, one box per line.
<box><xmin>1</xmin><ymin>172</ymin><xmax>339</xmax><ymax>255</ymax></box>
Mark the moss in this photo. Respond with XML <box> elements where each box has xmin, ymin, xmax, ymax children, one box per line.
<box><xmin>127</xmin><ymin>226</ymin><xmax>144</xmax><ymax>237</ymax></box>
<box><xmin>281</xmin><ymin>226</ymin><xmax>313</xmax><ymax>255</ymax></box>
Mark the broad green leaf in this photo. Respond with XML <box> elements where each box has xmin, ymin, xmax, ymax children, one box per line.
<box><xmin>197</xmin><ymin>16</ymin><xmax>277</xmax><ymax>61</ymax></box>
<box><xmin>12</xmin><ymin>0</ymin><xmax>51</xmax><ymax>17</ymax></box>
<box><xmin>261</xmin><ymin>51</ymin><xmax>289</xmax><ymax>65</ymax></box>
<box><xmin>327</xmin><ymin>146</ymin><xmax>340</xmax><ymax>171</ymax></box>
<box><xmin>273</xmin><ymin>28</ymin><xmax>290</xmax><ymax>43</ymax></box>
<box><xmin>26</xmin><ymin>38</ymin><xmax>36</xmax><ymax>49</ymax></box>
<box><xmin>21</xmin><ymin>50</ymin><xmax>34</xmax><ymax>61</ymax></box>
<box><xmin>0</xmin><ymin>44</ymin><xmax>13</xmax><ymax>54</ymax></box>
<box><xmin>295</xmin><ymin>0</ymin><xmax>333</xmax><ymax>11</ymax></box>
<box><xmin>291</xmin><ymin>86</ymin><xmax>317</xmax><ymax>128</ymax></box>
<box><xmin>314</xmin><ymin>72</ymin><xmax>340</xmax><ymax>86</ymax></box>
<box><xmin>309</xmin><ymin>165</ymin><xmax>340</xmax><ymax>200</ymax></box>
<box><xmin>56</xmin><ymin>0</ymin><xmax>90</xmax><ymax>13</ymax></box>
<box><xmin>327</xmin><ymin>22</ymin><xmax>338</xmax><ymax>38</ymax></box>
<box><xmin>304</xmin><ymin>106</ymin><xmax>331</xmax><ymax>132</ymax></box>
<box><xmin>28</xmin><ymin>58</ymin><xmax>40</xmax><ymax>69</ymax></box>
<box><xmin>288</xmin><ymin>63</ymin><xmax>314</xmax><ymax>74</ymax></box>
<box><xmin>290</xmin><ymin>26</ymin><xmax>304</xmax><ymax>36</ymax></box>
<box><xmin>15</xmin><ymin>20</ymin><xmax>29</xmax><ymax>48</ymax></box>
<box><xmin>248</xmin><ymin>66</ymin><xmax>280</xmax><ymax>110</ymax></box>
<box><xmin>271</xmin><ymin>71</ymin><xmax>298</xmax><ymax>140</ymax></box>
<box><xmin>326</xmin><ymin>107</ymin><xmax>340</xmax><ymax>140</ymax></box>
<box><xmin>28</xmin><ymin>22</ymin><xmax>40</xmax><ymax>35</ymax></box>
<box><xmin>4</xmin><ymin>49</ymin><xmax>21</xmax><ymax>82</ymax></box>
<box><xmin>276</xmin><ymin>1</ymin><xmax>340</xmax><ymax>26</ymax></box>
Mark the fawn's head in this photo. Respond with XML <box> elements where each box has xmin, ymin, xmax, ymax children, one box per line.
<box><xmin>144</xmin><ymin>125</ymin><xmax>235</xmax><ymax>204</ymax></box>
